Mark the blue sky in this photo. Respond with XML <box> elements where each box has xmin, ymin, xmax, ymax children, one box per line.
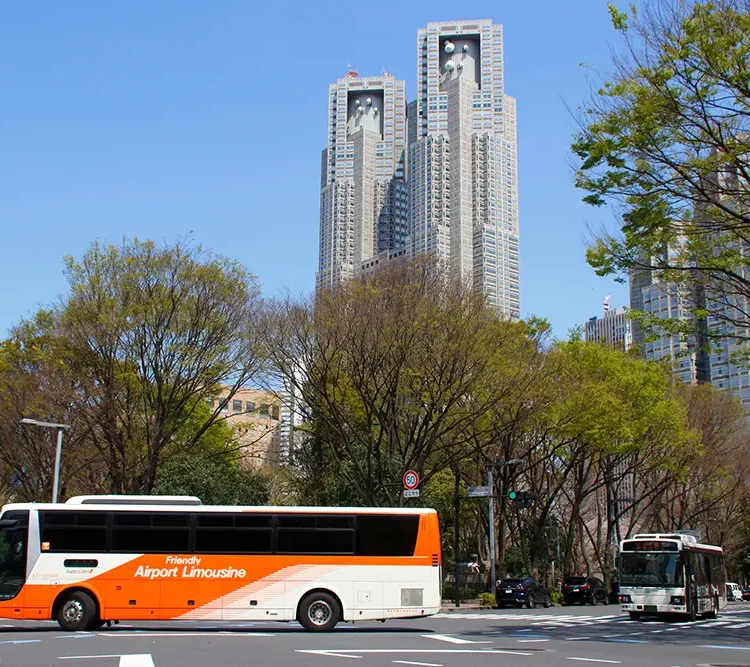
<box><xmin>0</xmin><ymin>0</ymin><xmax>629</xmax><ymax>339</ymax></box>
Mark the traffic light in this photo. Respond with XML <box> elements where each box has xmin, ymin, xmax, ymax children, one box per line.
<box><xmin>509</xmin><ymin>490</ymin><xmax>538</xmax><ymax>508</ymax></box>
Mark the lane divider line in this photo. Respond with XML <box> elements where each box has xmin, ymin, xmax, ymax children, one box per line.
<box><xmin>422</xmin><ymin>634</ymin><xmax>491</xmax><ymax>645</ymax></box>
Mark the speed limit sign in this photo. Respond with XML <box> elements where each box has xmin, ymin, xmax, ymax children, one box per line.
<box><xmin>403</xmin><ymin>470</ymin><xmax>420</xmax><ymax>490</ymax></box>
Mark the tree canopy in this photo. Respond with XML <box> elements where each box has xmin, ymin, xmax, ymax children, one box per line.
<box><xmin>573</xmin><ymin>0</ymin><xmax>750</xmax><ymax>341</ymax></box>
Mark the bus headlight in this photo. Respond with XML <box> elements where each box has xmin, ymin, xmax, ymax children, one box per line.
<box><xmin>670</xmin><ymin>596</ymin><xmax>685</xmax><ymax>605</ymax></box>
<box><xmin>619</xmin><ymin>594</ymin><xmax>631</xmax><ymax>603</ymax></box>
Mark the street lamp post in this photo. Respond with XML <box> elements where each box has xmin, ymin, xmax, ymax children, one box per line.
<box><xmin>489</xmin><ymin>458</ymin><xmax>523</xmax><ymax>598</ymax></box>
<box><xmin>19</xmin><ymin>418</ymin><xmax>71</xmax><ymax>503</ymax></box>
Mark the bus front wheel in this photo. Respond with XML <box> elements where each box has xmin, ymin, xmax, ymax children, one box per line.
<box><xmin>299</xmin><ymin>592</ymin><xmax>341</xmax><ymax>632</ymax></box>
<box><xmin>56</xmin><ymin>590</ymin><xmax>97</xmax><ymax>631</ymax></box>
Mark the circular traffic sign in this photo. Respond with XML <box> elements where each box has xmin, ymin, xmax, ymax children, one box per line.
<box><xmin>403</xmin><ymin>470</ymin><xmax>420</xmax><ymax>490</ymax></box>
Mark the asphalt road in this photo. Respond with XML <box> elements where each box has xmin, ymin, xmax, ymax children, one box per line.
<box><xmin>2</xmin><ymin>603</ymin><xmax>750</xmax><ymax>666</ymax></box>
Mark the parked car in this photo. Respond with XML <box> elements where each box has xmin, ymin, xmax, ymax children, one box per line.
<box><xmin>742</xmin><ymin>587</ymin><xmax>750</xmax><ymax>601</ymax></box>
<box><xmin>495</xmin><ymin>577</ymin><xmax>552</xmax><ymax>609</ymax></box>
<box><xmin>727</xmin><ymin>582</ymin><xmax>742</xmax><ymax>601</ymax></box>
<box><xmin>562</xmin><ymin>576</ymin><xmax>609</xmax><ymax>606</ymax></box>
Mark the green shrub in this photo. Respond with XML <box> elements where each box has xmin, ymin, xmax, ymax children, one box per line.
<box><xmin>478</xmin><ymin>592</ymin><xmax>496</xmax><ymax>608</ymax></box>
<box><xmin>549</xmin><ymin>590</ymin><xmax>563</xmax><ymax>605</ymax></box>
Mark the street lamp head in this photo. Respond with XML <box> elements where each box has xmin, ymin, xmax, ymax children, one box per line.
<box><xmin>496</xmin><ymin>458</ymin><xmax>523</xmax><ymax>467</ymax></box>
<box><xmin>20</xmin><ymin>418</ymin><xmax>71</xmax><ymax>430</ymax></box>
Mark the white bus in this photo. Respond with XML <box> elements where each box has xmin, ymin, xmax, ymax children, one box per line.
<box><xmin>618</xmin><ymin>533</ymin><xmax>726</xmax><ymax>621</ymax></box>
<box><xmin>0</xmin><ymin>496</ymin><xmax>442</xmax><ymax>632</ymax></box>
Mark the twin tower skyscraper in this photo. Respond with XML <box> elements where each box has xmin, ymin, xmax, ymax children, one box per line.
<box><xmin>317</xmin><ymin>19</ymin><xmax>520</xmax><ymax>319</ymax></box>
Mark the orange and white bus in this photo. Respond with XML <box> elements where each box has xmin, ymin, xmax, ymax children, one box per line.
<box><xmin>0</xmin><ymin>495</ymin><xmax>442</xmax><ymax>632</ymax></box>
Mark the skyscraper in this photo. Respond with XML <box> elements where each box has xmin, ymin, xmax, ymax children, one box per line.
<box><xmin>583</xmin><ymin>307</ymin><xmax>633</xmax><ymax>352</ymax></box>
<box><xmin>407</xmin><ymin>20</ymin><xmax>520</xmax><ymax>318</ymax></box>
<box><xmin>317</xmin><ymin>72</ymin><xmax>408</xmax><ymax>291</ymax></box>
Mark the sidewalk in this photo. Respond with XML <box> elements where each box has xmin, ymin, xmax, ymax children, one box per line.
<box><xmin>440</xmin><ymin>601</ymin><xmax>484</xmax><ymax>611</ymax></box>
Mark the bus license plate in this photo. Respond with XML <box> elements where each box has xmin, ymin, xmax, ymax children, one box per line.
<box><xmin>645</xmin><ymin>605</ymin><xmax>657</xmax><ymax>612</ymax></box>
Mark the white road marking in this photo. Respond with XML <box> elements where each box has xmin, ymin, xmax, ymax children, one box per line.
<box><xmin>517</xmin><ymin>639</ymin><xmax>550</xmax><ymax>643</ymax></box>
<box><xmin>120</xmin><ymin>657</ymin><xmax>156</xmax><ymax>667</ymax></box>
<box><xmin>299</xmin><ymin>651</ymin><xmax>362</xmax><ymax>659</ymax></box>
<box><xmin>422</xmin><ymin>634</ymin><xmax>490</xmax><ymax>645</ymax></box>
<box><xmin>568</xmin><ymin>658</ymin><xmax>622</xmax><ymax>664</ymax></box>
<box><xmin>297</xmin><ymin>649</ymin><xmax>535</xmax><ymax>658</ymax></box>
<box><xmin>393</xmin><ymin>662</ymin><xmax>443</xmax><ymax>667</ymax></box>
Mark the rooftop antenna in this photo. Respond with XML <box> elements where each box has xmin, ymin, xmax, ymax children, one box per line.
<box><xmin>345</xmin><ymin>62</ymin><xmax>358</xmax><ymax>78</ymax></box>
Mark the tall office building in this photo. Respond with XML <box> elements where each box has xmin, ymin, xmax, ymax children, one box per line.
<box><xmin>631</xmin><ymin>258</ymin><xmax>749</xmax><ymax>412</ymax></box>
<box><xmin>583</xmin><ymin>307</ymin><xmax>633</xmax><ymax>352</ymax></box>
<box><xmin>317</xmin><ymin>72</ymin><xmax>408</xmax><ymax>290</ymax></box>
<box><xmin>407</xmin><ymin>20</ymin><xmax>520</xmax><ymax>318</ymax></box>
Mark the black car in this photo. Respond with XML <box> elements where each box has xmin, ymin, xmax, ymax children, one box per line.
<box><xmin>562</xmin><ymin>576</ymin><xmax>608</xmax><ymax>605</ymax></box>
<box><xmin>495</xmin><ymin>577</ymin><xmax>552</xmax><ymax>609</ymax></box>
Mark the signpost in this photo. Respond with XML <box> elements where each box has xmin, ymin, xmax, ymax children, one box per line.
<box><xmin>403</xmin><ymin>470</ymin><xmax>420</xmax><ymax>499</ymax></box>
<box><xmin>403</xmin><ymin>470</ymin><xmax>419</xmax><ymax>490</ymax></box>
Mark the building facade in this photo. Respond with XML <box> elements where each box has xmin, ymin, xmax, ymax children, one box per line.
<box><xmin>317</xmin><ymin>72</ymin><xmax>408</xmax><ymax>290</ymax></box>
<box><xmin>317</xmin><ymin>20</ymin><xmax>520</xmax><ymax>318</ymax></box>
<box><xmin>583</xmin><ymin>307</ymin><xmax>633</xmax><ymax>352</ymax></box>
<box><xmin>630</xmin><ymin>267</ymin><xmax>750</xmax><ymax>412</ymax></box>
<box><xmin>407</xmin><ymin>20</ymin><xmax>520</xmax><ymax>318</ymax></box>
<box><xmin>210</xmin><ymin>388</ymin><xmax>282</xmax><ymax>467</ymax></box>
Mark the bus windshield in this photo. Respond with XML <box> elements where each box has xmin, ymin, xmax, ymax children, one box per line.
<box><xmin>620</xmin><ymin>552</ymin><xmax>684</xmax><ymax>587</ymax></box>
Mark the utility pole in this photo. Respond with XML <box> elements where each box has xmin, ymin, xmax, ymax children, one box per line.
<box><xmin>454</xmin><ymin>462</ymin><xmax>461</xmax><ymax>608</ymax></box>
<box><xmin>488</xmin><ymin>466</ymin><xmax>496</xmax><ymax>599</ymax></box>
<box><xmin>488</xmin><ymin>458</ymin><xmax>522</xmax><ymax>599</ymax></box>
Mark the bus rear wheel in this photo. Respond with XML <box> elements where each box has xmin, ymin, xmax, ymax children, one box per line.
<box><xmin>299</xmin><ymin>592</ymin><xmax>340</xmax><ymax>632</ymax></box>
<box><xmin>56</xmin><ymin>590</ymin><xmax>97</xmax><ymax>631</ymax></box>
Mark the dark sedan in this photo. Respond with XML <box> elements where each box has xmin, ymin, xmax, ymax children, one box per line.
<box><xmin>562</xmin><ymin>576</ymin><xmax>609</xmax><ymax>605</ymax></box>
<box><xmin>495</xmin><ymin>577</ymin><xmax>552</xmax><ymax>609</ymax></box>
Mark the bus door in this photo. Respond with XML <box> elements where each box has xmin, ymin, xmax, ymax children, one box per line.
<box><xmin>0</xmin><ymin>510</ymin><xmax>30</xmax><ymax>616</ymax></box>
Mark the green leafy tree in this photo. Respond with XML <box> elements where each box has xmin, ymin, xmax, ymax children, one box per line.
<box><xmin>265</xmin><ymin>260</ymin><xmax>530</xmax><ymax>506</ymax></box>
<box><xmin>59</xmin><ymin>237</ymin><xmax>267</xmax><ymax>493</ymax></box>
<box><xmin>0</xmin><ymin>237</ymin><xmax>268</xmax><ymax>500</ymax></box>
<box><xmin>573</xmin><ymin>0</ymin><xmax>750</xmax><ymax>341</ymax></box>
<box><xmin>152</xmin><ymin>454</ymin><xmax>270</xmax><ymax>506</ymax></box>
<box><xmin>0</xmin><ymin>313</ymin><xmax>100</xmax><ymax>502</ymax></box>
<box><xmin>513</xmin><ymin>339</ymin><xmax>695</xmax><ymax>585</ymax></box>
